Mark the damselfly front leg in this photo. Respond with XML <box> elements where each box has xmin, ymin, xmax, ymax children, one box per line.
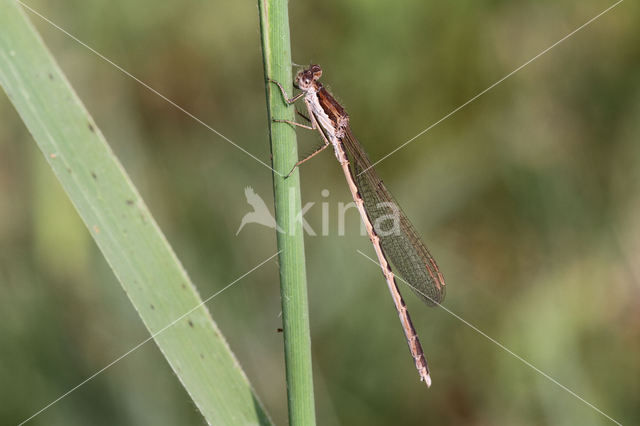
<box><xmin>269</xmin><ymin>78</ymin><xmax>331</xmax><ymax>177</ymax></box>
<box><xmin>268</xmin><ymin>78</ymin><xmax>305</xmax><ymax>104</ymax></box>
<box><xmin>269</xmin><ymin>78</ymin><xmax>311</xmax><ymax>130</ymax></box>
<box><xmin>267</xmin><ymin>80</ymin><xmax>312</xmax><ymax>122</ymax></box>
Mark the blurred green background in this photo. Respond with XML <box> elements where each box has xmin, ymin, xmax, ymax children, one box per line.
<box><xmin>1</xmin><ymin>0</ymin><xmax>638</xmax><ymax>425</ymax></box>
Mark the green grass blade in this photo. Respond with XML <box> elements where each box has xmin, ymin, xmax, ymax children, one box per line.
<box><xmin>258</xmin><ymin>0</ymin><xmax>315</xmax><ymax>425</ymax></box>
<box><xmin>0</xmin><ymin>1</ymin><xmax>271</xmax><ymax>424</ymax></box>
<box><xmin>258</xmin><ymin>0</ymin><xmax>317</xmax><ymax>424</ymax></box>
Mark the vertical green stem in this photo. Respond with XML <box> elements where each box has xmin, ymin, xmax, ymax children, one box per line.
<box><xmin>258</xmin><ymin>1</ymin><xmax>316</xmax><ymax>425</ymax></box>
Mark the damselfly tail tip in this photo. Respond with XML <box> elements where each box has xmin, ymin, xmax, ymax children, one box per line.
<box><xmin>419</xmin><ymin>366</ymin><xmax>432</xmax><ymax>388</ymax></box>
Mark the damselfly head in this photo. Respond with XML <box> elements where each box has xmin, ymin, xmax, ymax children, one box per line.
<box><xmin>295</xmin><ymin>64</ymin><xmax>323</xmax><ymax>90</ymax></box>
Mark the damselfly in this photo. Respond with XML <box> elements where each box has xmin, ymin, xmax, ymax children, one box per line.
<box><xmin>270</xmin><ymin>65</ymin><xmax>445</xmax><ymax>387</ymax></box>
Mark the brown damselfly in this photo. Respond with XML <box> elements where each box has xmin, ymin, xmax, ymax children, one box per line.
<box><xmin>270</xmin><ymin>65</ymin><xmax>445</xmax><ymax>387</ymax></box>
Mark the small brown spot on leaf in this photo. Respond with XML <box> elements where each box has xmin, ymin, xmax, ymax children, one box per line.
<box><xmin>188</xmin><ymin>320</ymin><xmax>194</xmax><ymax>328</ymax></box>
<box><xmin>150</xmin><ymin>304</ymin><xmax>155</xmax><ymax>310</ymax></box>
<box><xmin>88</xmin><ymin>123</ymin><xmax>94</xmax><ymax>132</ymax></box>
<box><xmin>126</xmin><ymin>199</ymin><xmax>134</xmax><ymax>206</ymax></box>
<box><xmin>48</xmin><ymin>73</ymin><xmax>53</xmax><ymax>80</ymax></box>
<box><xmin>277</xmin><ymin>328</ymin><xmax>283</xmax><ymax>333</ymax></box>
<box><xmin>91</xmin><ymin>172</ymin><xmax>97</xmax><ymax>180</ymax></box>
<box><xmin>181</xmin><ymin>283</ymin><xmax>187</xmax><ymax>289</ymax></box>
<box><xmin>200</xmin><ymin>353</ymin><xmax>205</xmax><ymax>359</ymax></box>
